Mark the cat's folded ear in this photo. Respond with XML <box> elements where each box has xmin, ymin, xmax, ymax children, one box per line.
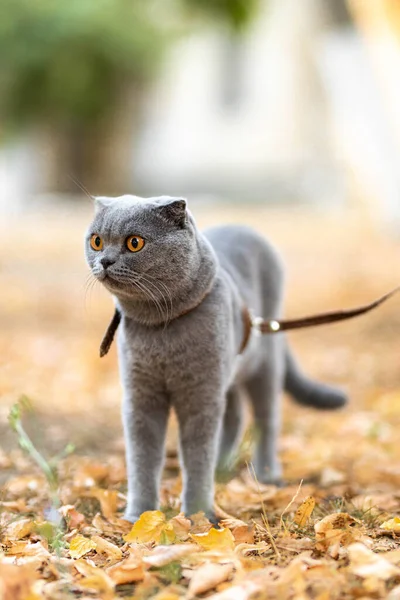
<box><xmin>94</xmin><ymin>196</ymin><xmax>117</xmax><ymax>212</ymax></box>
<box><xmin>157</xmin><ymin>198</ymin><xmax>187</xmax><ymax>227</ymax></box>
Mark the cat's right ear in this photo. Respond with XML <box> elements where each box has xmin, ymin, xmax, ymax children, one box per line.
<box><xmin>94</xmin><ymin>196</ymin><xmax>116</xmax><ymax>213</ymax></box>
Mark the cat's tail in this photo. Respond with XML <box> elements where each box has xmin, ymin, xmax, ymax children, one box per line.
<box><xmin>284</xmin><ymin>346</ymin><xmax>347</xmax><ymax>409</ymax></box>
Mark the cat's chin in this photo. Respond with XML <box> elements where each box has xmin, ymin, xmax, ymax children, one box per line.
<box><xmin>100</xmin><ymin>276</ymin><xmax>139</xmax><ymax>299</ymax></box>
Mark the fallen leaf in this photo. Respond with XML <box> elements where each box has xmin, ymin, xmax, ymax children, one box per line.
<box><xmin>143</xmin><ymin>544</ymin><xmax>199</xmax><ymax>567</ymax></box>
<box><xmin>205</xmin><ymin>578</ymin><xmax>262</xmax><ymax>600</ymax></box>
<box><xmin>83</xmin><ymin>489</ymin><xmax>118</xmax><ymax>520</ymax></box>
<box><xmin>91</xmin><ymin>535</ymin><xmax>123</xmax><ymax>561</ymax></box>
<box><xmin>5</xmin><ymin>475</ymin><xmax>45</xmax><ymax>496</ymax></box>
<box><xmin>73</xmin><ymin>462</ymin><xmax>109</xmax><ymax>487</ymax></box>
<box><xmin>348</xmin><ymin>542</ymin><xmax>400</xmax><ymax>580</ymax></box>
<box><xmin>0</xmin><ymin>564</ymin><xmax>40</xmax><ymax>600</ymax></box>
<box><xmin>315</xmin><ymin>513</ymin><xmax>362</xmax><ymax>556</ymax></box>
<box><xmin>59</xmin><ymin>505</ymin><xmax>86</xmax><ymax>530</ymax></box>
<box><xmin>189</xmin><ymin>512</ymin><xmax>213</xmax><ymax>534</ymax></box>
<box><xmin>152</xmin><ymin>592</ymin><xmax>181</xmax><ymax>600</ymax></box>
<box><xmin>69</xmin><ymin>534</ymin><xmax>97</xmax><ymax>559</ymax></box>
<box><xmin>6</xmin><ymin>541</ymin><xmax>50</xmax><ymax>558</ymax></box>
<box><xmin>188</xmin><ymin>562</ymin><xmax>234</xmax><ymax>598</ymax></box>
<box><xmin>219</xmin><ymin>518</ymin><xmax>255</xmax><ymax>544</ymax></box>
<box><xmin>124</xmin><ymin>510</ymin><xmax>171</xmax><ymax>544</ymax></box>
<box><xmin>106</xmin><ymin>549</ymin><xmax>146</xmax><ymax>585</ymax></box>
<box><xmin>191</xmin><ymin>528</ymin><xmax>235</xmax><ymax>551</ymax></box>
<box><xmin>294</xmin><ymin>496</ymin><xmax>315</xmax><ymax>527</ymax></box>
<box><xmin>380</xmin><ymin>517</ymin><xmax>400</xmax><ymax>532</ymax></box>
<box><xmin>169</xmin><ymin>513</ymin><xmax>191</xmax><ymax>541</ymax></box>
<box><xmin>74</xmin><ymin>558</ymin><xmax>115</xmax><ymax>595</ymax></box>
<box><xmin>92</xmin><ymin>513</ymin><xmax>131</xmax><ymax>535</ymax></box>
<box><xmin>4</xmin><ymin>518</ymin><xmax>34</xmax><ymax>540</ymax></box>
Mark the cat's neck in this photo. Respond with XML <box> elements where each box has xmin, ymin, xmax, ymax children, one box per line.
<box><xmin>114</xmin><ymin>237</ymin><xmax>217</xmax><ymax>326</ymax></box>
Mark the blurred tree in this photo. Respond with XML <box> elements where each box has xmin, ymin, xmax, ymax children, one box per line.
<box><xmin>0</xmin><ymin>0</ymin><xmax>258</xmax><ymax>195</ymax></box>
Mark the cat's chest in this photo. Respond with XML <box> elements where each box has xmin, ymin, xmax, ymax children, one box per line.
<box><xmin>118</xmin><ymin>312</ymin><xmax>232</xmax><ymax>378</ymax></box>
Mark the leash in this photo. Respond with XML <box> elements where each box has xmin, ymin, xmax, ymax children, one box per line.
<box><xmin>100</xmin><ymin>286</ymin><xmax>400</xmax><ymax>357</ymax></box>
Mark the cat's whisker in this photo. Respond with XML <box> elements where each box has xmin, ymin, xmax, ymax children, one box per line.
<box><xmin>84</xmin><ymin>273</ymin><xmax>99</xmax><ymax>312</ymax></box>
<box><xmin>112</xmin><ymin>267</ymin><xmax>169</xmax><ymax>322</ymax></box>
<box><xmin>139</xmin><ymin>272</ymin><xmax>174</xmax><ymax>326</ymax></box>
<box><xmin>111</xmin><ymin>271</ymin><xmax>166</xmax><ymax>323</ymax></box>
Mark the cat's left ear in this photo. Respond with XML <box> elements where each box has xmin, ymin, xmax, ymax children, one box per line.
<box><xmin>94</xmin><ymin>196</ymin><xmax>116</xmax><ymax>213</ymax></box>
<box><xmin>158</xmin><ymin>198</ymin><xmax>187</xmax><ymax>227</ymax></box>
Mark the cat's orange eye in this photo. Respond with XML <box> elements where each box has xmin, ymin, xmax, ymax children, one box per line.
<box><xmin>90</xmin><ymin>234</ymin><xmax>103</xmax><ymax>251</ymax></box>
<box><xmin>126</xmin><ymin>235</ymin><xmax>145</xmax><ymax>253</ymax></box>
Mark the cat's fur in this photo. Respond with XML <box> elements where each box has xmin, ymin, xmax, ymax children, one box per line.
<box><xmin>85</xmin><ymin>195</ymin><xmax>347</xmax><ymax>522</ymax></box>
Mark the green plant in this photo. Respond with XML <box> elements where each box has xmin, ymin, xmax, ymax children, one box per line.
<box><xmin>8</xmin><ymin>396</ymin><xmax>74</xmax><ymax>555</ymax></box>
<box><xmin>0</xmin><ymin>0</ymin><xmax>168</xmax><ymax>133</ymax></box>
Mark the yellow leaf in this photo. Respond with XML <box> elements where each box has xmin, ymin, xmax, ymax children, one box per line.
<box><xmin>74</xmin><ymin>559</ymin><xmax>115</xmax><ymax>594</ymax></box>
<box><xmin>190</xmin><ymin>527</ymin><xmax>235</xmax><ymax>551</ymax></box>
<box><xmin>83</xmin><ymin>489</ymin><xmax>118</xmax><ymax>520</ymax></box>
<box><xmin>69</xmin><ymin>534</ymin><xmax>97</xmax><ymax>559</ymax></box>
<box><xmin>294</xmin><ymin>496</ymin><xmax>316</xmax><ymax>527</ymax></box>
<box><xmin>106</xmin><ymin>550</ymin><xmax>146</xmax><ymax>585</ymax></box>
<box><xmin>381</xmin><ymin>517</ymin><xmax>400</xmax><ymax>532</ymax></box>
<box><xmin>123</xmin><ymin>510</ymin><xmax>167</xmax><ymax>544</ymax></box>
<box><xmin>219</xmin><ymin>518</ymin><xmax>255</xmax><ymax>544</ymax></box>
<box><xmin>91</xmin><ymin>535</ymin><xmax>123</xmax><ymax>561</ymax></box>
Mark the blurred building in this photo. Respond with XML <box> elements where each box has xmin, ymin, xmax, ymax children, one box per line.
<box><xmin>1</xmin><ymin>0</ymin><xmax>400</xmax><ymax>228</ymax></box>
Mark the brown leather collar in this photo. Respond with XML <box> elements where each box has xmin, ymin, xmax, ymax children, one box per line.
<box><xmin>100</xmin><ymin>282</ymin><xmax>214</xmax><ymax>357</ymax></box>
<box><xmin>100</xmin><ymin>286</ymin><xmax>399</xmax><ymax>357</ymax></box>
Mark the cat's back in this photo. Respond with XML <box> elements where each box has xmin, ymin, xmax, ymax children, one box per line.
<box><xmin>204</xmin><ymin>225</ymin><xmax>284</xmax><ymax>313</ymax></box>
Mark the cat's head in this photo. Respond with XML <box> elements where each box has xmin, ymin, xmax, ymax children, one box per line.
<box><xmin>85</xmin><ymin>195</ymin><xmax>214</xmax><ymax>318</ymax></box>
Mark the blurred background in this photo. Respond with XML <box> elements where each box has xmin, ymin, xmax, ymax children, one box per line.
<box><xmin>1</xmin><ymin>0</ymin><xmax>400</xmax><ymax>490</ymax></box>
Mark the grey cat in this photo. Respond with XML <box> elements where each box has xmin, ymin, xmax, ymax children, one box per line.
<box><xmin>85</xmin><ymin>195</ymin><xmax>346</xmax><ymax>522</ymax></box>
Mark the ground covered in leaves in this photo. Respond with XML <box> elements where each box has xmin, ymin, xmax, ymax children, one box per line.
<box><xmin>1</xmin><ymin>202</ymin><xmax>400</xmax><ymax>599</ymax></box>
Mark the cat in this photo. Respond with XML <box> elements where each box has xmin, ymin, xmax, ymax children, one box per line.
<box><xmin>85</xmin><ymin>194</ymin><xmax>347</xmax><ymax>523</ymax></box>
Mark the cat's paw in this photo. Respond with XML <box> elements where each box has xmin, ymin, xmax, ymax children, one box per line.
<box><xmin>254</xmin><ymin>465</ymin><xmax>284</xmax><ymax>486</ymax></box>
<box><xmin>123</xmin><ymin>512</ymin><xmax>140</xmax><ymax>523</ymax></box>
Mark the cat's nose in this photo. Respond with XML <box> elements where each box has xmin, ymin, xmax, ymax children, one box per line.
<box><xmin>100</xmin><ymin>257</ymin><xmax>116</xmax><ymax>270</ymax></box>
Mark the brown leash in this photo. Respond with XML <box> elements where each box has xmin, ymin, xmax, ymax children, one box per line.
<box><xmin>100</xmin><ymin>286</ymin><xmax>400</xmax><ymax>357</ymax></box>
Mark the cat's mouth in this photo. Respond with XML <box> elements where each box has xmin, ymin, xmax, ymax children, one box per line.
<box><xmin>100</xmin><ymin>273</ymin><xmax>139</xmax><ymax>296</ymax></box>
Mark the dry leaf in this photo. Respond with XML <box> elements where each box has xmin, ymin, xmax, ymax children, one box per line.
<box><xmin>106</xmin><ymin>550</ymin><xmax>146</xmax><ymax>585</ymax></box>
<box><xmin>206</xmin><ymin>578</ymin><xmax>262</xmax><ymax>600</ymax></box>
<box><xmin>74</xmin><ymin>558</ymin><xmax>115</xmax><ymax>594</ymax></box>
<box><xmin>6</xmin><ymin>541</ymin><xmax>50</xmax><ymax>558</ymax></box>
<box><xmin>169</xmin><ymin>513</ymin><xmax>191</xmax><ymax>541</ymax></box>
<box><xmin>73</xmin><ymin>462</ymin><xmax>109</xmax><ymax>487</ymax></box>
<box><xmin>189</xmin><ymin>511</ymin><xmax>213</xmax><ymax>534</ymax></box>
<box><xmin>143</xmin><ymin>543</ymin><xmax>199</xmax><ymax>567</ymax></box>
<box><xmin>380</xmin><ymin>517</ymin><xmax>400</xmax><ymax>532</ymax></box>
<box><xmin>348</xmin><ymin>542</ymin><xmax>400</xmax><ymax>580</ymax></box>
<box><xmin>5</xmin><ymin>475</ymin><xmax>45</xmax><ymax>496</ymax></box>
<box><xmin>69</xmin><ymin>534</ymin><xmax>97</xmax><ymax>559</ymax></box>
<box><xmin>294</xmin><ymin>496</ymin><xmax>315</xmax><ymax>527</ymax></box>
<box><xmin>191</xmin><ymin>528</ymin><xmax>235</xmax><ymax>551</ymax></box>
<box><xmin>91</xmin><ymin>535</ymin><xmax>123</xmax><ymax>561</ymax></box>
<box><xmin>0</xmin><ymin>564</ymin><xmax>40</xmax><ymax>600</ymax></box>
<box><xmin>59</xmin><ymin>505</ymin><xmax>86</xmax><ymax>530</ymax></box>
<box><xmin>92</xmin><ymin>513</ymin><xmax>131</xmax><ymax>535</ymax></box>
<box><xmin>315</xmin><ymin>513</ymin><xmax>362</xmax><ymax>555</ymax></box>
<box><xmin>124</xmin><ymin>510</ymin><xmax>172</xmax><ymax>544</ymax></box>
<box><xmin>188</xmin><ymin>562</ymin><xmax>234</xmax><ymax>598</ymax></box>
<box><xmin>82</xmin><ymin>489</ymin><xmax>118</xmax><ymax>520</ymax></box>
<box><xmin>5</xmin><ymin>518</ymin><xmax>34</xmax><ymax>540</ymax></box>
<box><xmin>219</xmin><ymin>518</ymin><xmax>255</xmax><ymax>544</ymax></box>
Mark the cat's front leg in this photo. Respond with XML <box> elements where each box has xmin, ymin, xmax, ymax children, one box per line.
<box><xmin>174</xmin><ymin>385</ymin><xmax>224</xmax><ymax>522</ymax></box>
<box><xmin>122</xmin><ymin>386</ymin><xmax>170</xmax><ymax>522</ymax></box>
